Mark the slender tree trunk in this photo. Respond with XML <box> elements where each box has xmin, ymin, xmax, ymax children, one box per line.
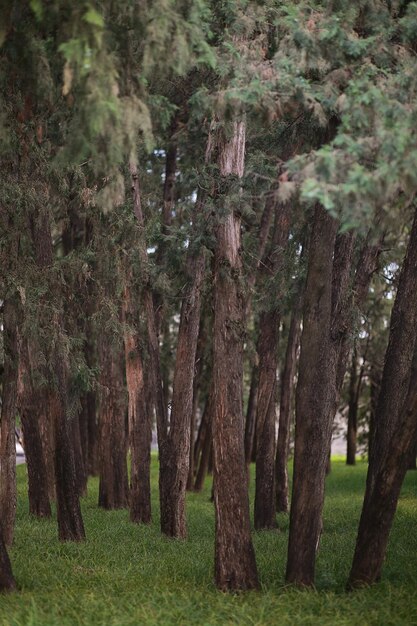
<box><xmin>129</xmin><ymin>162</ymin><xmax>168</xmax><ymax>517</ymax></box>
<box><xmin>98</xmin><ymin>342</ymin><xmax>129</xmax><ymax>510</ymax></box>
<box><xmin>286</xmin><ymin>205</ymin><xmax>338</xmax><ymax>586</ymax></box>
<box><xmin>194</xmin><ymin>392</ymin><xmax>210</xmax><ymax>473</ymax></box>
<box><xmin>276</xmin><ymin>301</ymin><xmax>302</xmax><ymax>513</ymax></box>
<box><xmin>187</xmin><ymin>321</ymin><xmax>206</xmax><ymax>490</ymax></box>
<box><xmin>0</xmin><ymin>297</ymin><xmax>18</xmax><ymax>545</ymax></box>
<box><xmin>254</xmin><ymin>202</ymin><xmax>291</xmax><ymax>529</ymax></box>
<box><xmin>72</xmin><ymin>410</ymin><xmax>87</xmax><ymax>497</ymax></box>
<box><xmin>30</xmin><ymin>206</ymin><xmax>85</xmax><ymax>541</ymax></box>
<box><xmin>160</xmin><ymin>249</ymin><xmax>206</xmax><ymax>537</ymax></box>
<box><xmin>244</xmin><ymin>364</ymin><xmax>259</xmax><ymax>466</ymax></box>
<box><xmin>212</xmin><ymin>119</ymin><xmax>259</xmax><ymax>591</ymax></box>
<box><xmin>346</xmin><ymin>346</ymin><xmax>358</xmax><ymax>466</ymax></box>
<box><xmin>348</xmin><ymin>208</ymin><xmax>417</xmax><ymax>588</ymax></box>
<box><xmin>194</xmin><ymin>394</ymin><xmax>213</xmax><ymax>493</ymax></box>
<box><xmin>123</xmin><ymin>282</ymin><xmax>152</xmax><ymax>524</ymax></box>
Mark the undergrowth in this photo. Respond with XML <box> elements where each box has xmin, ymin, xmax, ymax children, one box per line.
<box><xmin>0</xmin><ymin>458</ymin><xmax>416</xmax><ymax>625</ymax></box>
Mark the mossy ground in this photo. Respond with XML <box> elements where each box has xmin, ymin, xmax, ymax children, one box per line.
<box><xmin>1</xmin><ymin>457</ymin><xmax>416</xmax><ymax>625</ymax></box>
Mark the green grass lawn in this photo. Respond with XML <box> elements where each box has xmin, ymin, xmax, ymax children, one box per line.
<box><xmin>1</xmin><ymin>457</ymin><xmax>416</xmax><ymax>626</ymax></box>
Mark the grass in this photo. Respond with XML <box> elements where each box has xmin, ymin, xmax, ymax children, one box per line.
<box><xmin>0</xmin><ymin>457</ymin><xmax>416</xmax><ymax>626</ymax></box>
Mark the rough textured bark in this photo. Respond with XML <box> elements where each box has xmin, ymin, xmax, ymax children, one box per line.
<box><xmin>194</xmin><ymin>395</ymin><xmax>213</xmax><ymax>493</ymax></box>
<box><xmin>212</xmin><ymin>119</ymin><xmax>259</xmax><ymax>591</ymax></box>
<box><xmin>30</xmin><ymin>208</ymin><xmax>85</xmax><ymax>541</ymax></box>
<box><xmin>160</xmin><ymin>247</ymin><xmax>206</xmax><ymax>537</ymax></box>
<box><xmin>275</xmin><ymin>300</ymin><xmax>302</xmax><ymax>513</ymax></box>
<box><xmin>98</xmin><ymin>341</ymin><xmax>129</xmax><ymax>510</ymax></box>
<box><xmin>0</xmin><ymin>297</ymin><xmax>18</xmax><ymax>545</ymax></box>
<box><xmin>286</xmin><ymin>205</ymin><xmax>338</xmax><ymax>586</ymax></box>
<box><xmin>348</xmin><ymin>208</ymin><xmax>417</xmax><ymax>588</ymax></box>
<box><xmin>0</xmin><ymin>531</ymin><xmax>15</xmax><ymax>592</ymax></box>
<box><xmin>123</xmin><ymin>283</ymin><xmax>152</xmax><ymax>524</ymax></box>
<box><xmin>129</xmin><ymin>162</ymin><xmax>168</xmax><ymax>490</ymax></box>
<box><xmin>254</xmin><ymin>202</ymin><xmax>291</xmax><ymax>529</ymax></box>
<box><xmin>18</xmin><ymin>345</ymin><xmax>51</xmax><ymax>519</ymax></box>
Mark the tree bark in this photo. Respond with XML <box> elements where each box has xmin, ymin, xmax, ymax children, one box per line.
<box><xmin>212</xmin><ymin>119</ymin><xmax>259</xmax><ymax>591</ymax></box>
<box><xmin>286</xmin><ymin>204</ymin><xmax>338</xmax><ymax>586</ymax></box>
<box><xmin>30</xmin><ymin>207</ymin><xmax>85</xmax><ymax>541</ymax></box>
<box><xmin>159</xmin><ymin>245</ymin><xmax>206</xmax><ymax>537</ymax></box>
<box><xmin>98</xmin><ymin>341</ymin><xmax>129</xmax><ymax>510</ymax></box>
<box><xmin>346</xmin><ymin>346</ymin><xmax>359</xmax><ymax>466</ymax></box>
<box><xmin>129</xmin><ymin>162</ymin><xmax>169</xmax><ymax>519</ymax></box>
<box><xmin>254</xmin><ymin>202</ymin><xmax>291</xmax><ymax>529</ymax></box>
<box><xmin>348</xmin><ymin>207</ymin><xmax>417</xmax><ymax>588</ymax></box>
<box><xmin>0</xmin><ymin>297</ymin><xmax>18</xmax><ymax>545</ymax></box>
<box><xmin>0</xmin><ymin>531</ymin><xmax>15</xmax><ymax>592</ymax></box>
<box><xmin>275</xmin><ymin>299</ymin><xmax>302</xmax><ymax>513</ymax></box>
<box><xmin>18</xmin><ymin>344</ymin><xmax>51</xmax><ymax>519</ymax></box>
<box><xmin>122</xmin><ymin>282</ymin><xmax>152</xmax><ymax>524</ymax></box>
<box><xmin>194</xmin><ymin>393</ymin><xmax>213</xmax><ymax>492</ymax></box>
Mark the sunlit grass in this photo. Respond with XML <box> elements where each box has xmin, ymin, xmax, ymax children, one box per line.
<box><xmin>0</xmin><ymin>457</ymin><xmax>416</xmax><ymax>625</ymax></box>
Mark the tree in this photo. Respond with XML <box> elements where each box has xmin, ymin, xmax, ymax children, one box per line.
<box><xmin>348</xmin><ymin>206</ymin><xmax>417</xmax><ymax>588</ymax></box>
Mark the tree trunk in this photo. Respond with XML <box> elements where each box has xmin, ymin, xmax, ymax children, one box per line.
<box><xmin>187</xmin><ymin>320</ymin><xmax>206</xmax><ymax>491</ymax></box>
<box><xmin>129</xmin><ymin>162</ymin><xmax>169</xmax><ymax>523</ymax></box>
<box><xmin>212</xmin><ymin>119</ymin><xmax>259</xmax><ymax>591</ymax></box>
<box><xmin>286</xmin><ymin>204</ymin><xmax>338</xmax><ymax>586</ymax></box>
<box><xmin>346</xmin><ymin>346</ymin><xmax>358</xmax><ymax>466</ymax></box>
<box><xmin>18</xmin><ymin>344</ymin><xmax>51</xmax><ymax>519</ymax></box>
<box><xmin>254</xmin><ymin>201</ymin><xmax>291</xmax><ymax>530</ymax></box>
<box><xmin>98</xmin><ymin>341</ymin><xmax>129</xmax><ymax>510</ymax></box>
<box><xmin>0</xmin><ymin>532</ymin><xmax>15</xmax><ymax>592</ymax></box>
<box><xmin>244</xmin><ymin>364</ymin><xmax>259</xmax><ymax>466</ymax></box>
<box><xmin>194</xmin><ymin>394</ymin><xmax>213</xmax><ymax>493</ymax></box>
<box><xmin>30</xmin><ymin>206</ymin><xmax>85</xmax><ymax>541</ymax></box>
<box><xmin>408</xmin><ymin>438</ymin><xmax>417</xmax><ymax>470</ymax></box>
<box><xmin>123</xmin><ymin>282</ymin><xmax>152</xmax><ymax>524</ymax></box>
<box><xmin>276</xmin><ymin>300</ymin><xmax>302</xmax><ymax>514</ymax></box>
<box><xmin>159</xmin><ymin>248</ymin><xmax>206</xmax><ymax>537</ymax></box>
<box><xmin>0</xmin><ymin>297</ymin><xmax>18</xmax><ymax>545</ymax></box>
<box><xmin>348</xmin><ymin>208</ymin><xmax>417</xmax><ymax>588</ymax></box>
<box><xmin>72</xmin><ymin>409</ymin><xmax>87</xmax><ymax>497</ymax></box>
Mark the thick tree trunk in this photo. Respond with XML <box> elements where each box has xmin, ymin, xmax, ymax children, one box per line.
<box><xmin>98</xmin><ymin>342</ymin><xmax>129</xmax><ymax>510</ymax></box>
<box><xmin>0</xmin><ymin>297</ymin><xmax>18</xmax><ymax>545</ymax></box>
<box><xmin>123</xmin><ymin>283</ymin><xmax>152</xmax><ymax>524</ymax></box>
<box><xmin>18</xmin><ymin>345</ymin><xmax>51</xmax><ymax>519</ymax></box>
<box><xmin>212</xmin><ymin>119</ymin><xmax>259</xmax><ymax>591</ymax></box>
<box><xmin>348</xmin><ymin>208</ymin><xmax>417</xmax><ymax>588</ymax></box>
<box><xmin>286</xmin><ymin>205</ymin><xmax>338</xmax><ymax>586</ymax></box>
<box><xmin>276</xmin><ymin>302</ymin><xmax>302</xmax><ymax>513</ymax></box>
<box><xmin>0</xmin><ymin>532</ymin><xmax>15</xmax><ymax>592</ymax></box>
